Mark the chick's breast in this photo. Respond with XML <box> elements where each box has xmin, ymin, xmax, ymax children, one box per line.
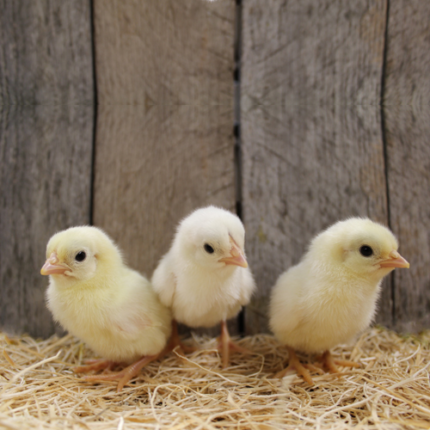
<box><xmin>47</xmin><ymin>268</ymin><xmax>171</xmax><ymax>363</ymax></box>
<box><xmin>174</xmin><ymin>267</ymin><xmax>254</xmax><ymax>328</ymax></box>
<box><xmin>270</xmin><ymin>261</ymin><xmax>380</xmax><ymax>354</ymax></box>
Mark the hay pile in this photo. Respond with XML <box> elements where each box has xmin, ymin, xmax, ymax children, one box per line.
<box><xmin>0</xmin><ymin>327</ymin><xmax>429</xmax><ymax>430</ymax></box>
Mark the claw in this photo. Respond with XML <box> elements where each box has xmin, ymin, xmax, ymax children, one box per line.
<box><xmin>275</xmin><ymin>348</ymin><xmax>360</xmax><ymax>385</ymax></box>
<box><xmin>275</xmin><ymin>347</ymin><xmax>314</xmax><ymax>384</ymax></box>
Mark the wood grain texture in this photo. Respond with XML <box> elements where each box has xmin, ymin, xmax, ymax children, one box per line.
<box><xmin>383</xmin><ymin>0</ymin><xmax>430</xmax><ymax>107</ymax></box>
<box><xmin>241</xmin><ymin>0</ymin><xmax>389</xmax><ymax>334</ymax></box>
<box><xmin>241</xmin><ymin>0</ymin><xmax>387</xmax><ymax>108</ymax></box>
<box><xmin>0</xmin><ymin>0</ymin><xmax>94</xmax><ymax>337</ymax></box>
<box><xmin>94</xmin><ymin>0</ymin><xmax>234</xmax><ymax>106</ymax></box>
<box><xmin>92</xmin><ymin>0</ymin><xmax>236</xmax><ymax>335</ymax></box>
<box><xmin>0</xmin><ymin>1</ymin><xmax>93</xmax><ymax>105</ymax></box>
<box><xmin>93</xmin><ymin>104</ymin><xmax>235</xmax><ymax>277</ymax></box>
<box><xmin>385</xmin><ymin>107</ymin><xmax>430</xmax><ymax>333</ymax></box>
<box><xmin>384</xmin><ymin>1</ymin><xmax>430</xmax><ymax>332</ymax></box>
<box><xmin>0</xmin><ymin>105</ymin><xmax>93</xmax><ymax>337</ymax></box>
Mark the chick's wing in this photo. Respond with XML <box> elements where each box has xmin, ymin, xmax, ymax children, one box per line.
<box><xmin>151</xmin><ymin>254</ymin><xmax>177</xmax><ymax>308</ymax></box>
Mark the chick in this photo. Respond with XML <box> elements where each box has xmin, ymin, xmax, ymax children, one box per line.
<box><xmin>41</xmin><ymin>226</ymin><xmax>171</xmax><ymax>391</ymax></box>
<box><xmin>270</xmin><ymin>218</ymin><xmax>409</xmax><ymax>384</ymax></box>
<box><xmin>152</xmin><ymin>206</ymin><xmax>256</xmax><ymax>368</ymax></box>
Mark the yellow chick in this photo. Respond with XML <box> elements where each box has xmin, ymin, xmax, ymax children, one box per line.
<box><xmin>269</xmin><ymin>218</ymin><xmax>410</xmax><ymax>384</ymax></box>
<box><xmin>41</xmin><ymin>226</ymin><xmax>171</xmax><ymax>391</ymax></box>
<box><xmin>152</xmin><ymin>206</ymin><xmax>256</xmax><ymax>368</ymax></box>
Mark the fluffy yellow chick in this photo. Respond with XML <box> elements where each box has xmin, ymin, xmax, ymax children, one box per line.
<box><xmin>270</xmin><ymin>218</ymin><xmax>410</xmax><ymax>384</ymax></box>
<box><xmin>41</xmin><ymin>226</ymin><xmax>171</xmax><ymax>391</ymax></box>
<box><xmin>152</xmin><ymin>206</ymin><xmax>256</xmax><ymax>368</ymax></box>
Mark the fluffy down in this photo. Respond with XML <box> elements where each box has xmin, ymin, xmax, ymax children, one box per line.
<box><xmin>152</xmin><ymin>206</ymin><xmax>256</xmax><ymax>328</ymax></box>
<box><xmin>43</xmin><ymin>226</ymin><xmax>172</xmax><ymax>364</ymax></box>
<box><xmin>270</xmin><ymin>218</ymin><xmax>409</xmax><ymax>354</ymax></box>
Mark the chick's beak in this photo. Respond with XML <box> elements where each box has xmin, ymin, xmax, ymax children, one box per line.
<box><xmin>378</xmin><ymin>250</ymin><xmax>410</xmax><ymax>269</ymax></box>
<box><xmin>218</xmin><ymin>237</ymin><xmax>248</xmax><ymax>268</ymax></box>
<box><xmin>40</xmin><ymin>252</ymin><xmax>70</xmax><ymax>275</ymax></box>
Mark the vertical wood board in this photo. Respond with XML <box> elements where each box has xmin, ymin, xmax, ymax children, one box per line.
<box><xmin>0</xmin><ymin>1</ymin><xmax>93</xmax><ymax>105</ymax></box>
<box><xmin>385</xmin><ymin>107</ymin><xmax>430</xmax><ymax>332</ymax></box>
<box><xmin>94</xmin><ymin>104</ymin><xmax>235</xmax><ymax>277</ymax></box>
<box><xmin>384</xmin><ymin>0</ymin><xmax>430</xmax><ymax>332</ymax></box>
<box><xmin>0</xmin><ymin>0</ymin><xmax>94</xmax><ymax>337</ymax></box>
<box><xmin>241</xmin><ymin>0</ymin><xmax>389</xmax><ymax>334</ymax></box>
<box><xmin>0</xmin><ymin>105</ymin><xmax>93</xmax><ymax>337</ymax></box>
<box><xmin>93</xmin><ymin>0</ymin><xmax>237</xmax><ymax>335</ymax></box>
<box><xmin>94</xmin><ymin>0</ymin><xmax>234</xmax><ymax>106</ymax></box>
<box><xmin>241</xmin><ymin>0</ymin><xmax>387</xmax><ymax>108</ymax></box>
<box><xmin>384</xmin><ymin>0</ymin><xmax>430</xmax><ymax>107</ymax></box>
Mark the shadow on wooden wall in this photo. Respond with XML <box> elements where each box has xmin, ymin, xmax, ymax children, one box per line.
<box><xmin>1</xmin><ymin>0</ymin><xmax>429</xmax><ymax>338</ymax></box>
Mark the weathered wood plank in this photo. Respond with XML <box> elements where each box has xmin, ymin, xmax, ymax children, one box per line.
<box><xmin>93</xmin><ymin>0</ymin><xmax>234</xmax><ymax>106</ymax></box>
<box><xmin>0</xmin><ymin>105</ymin><xmax>93</xmax><ymax>337</ymax></box>
<box><xmin>92</xmin><ymin>1</ymin><xmax>236</xmax><ymax>335</ymax></box>
<box><xmin>94</xmin><ymin>105</ymin><xmax>235</xmax><ymax>277</ymax></box>
<box><xmin>241</xmin><ymin>0</ymin><xmax>387</xmax><ymax>107</ymax></box>
<box><xmin>384</xmin><ymin>1</ymin><xmax>430</xmax><ymax>332</ymax></box>
<box><xmin>0</xmin><ymin>1</ymin><xmax>93</xmax><ymax>105</ymax></box>
<box><xmin>241</xmin><ymin>0</ymin><xmax>389</xmax><ymax>334</ymax></box>
<box><xmin>0</xmin><ymin>0</ymin><xmax>94</xmax><ymax>337</ymax></box>
<box><xmin>384</xmin><ymin>1</ymin><xmax>430</xmax><ymax>108</ymax></box>
<box><xmin>385</xmin><ymin>107</ymin><xmax>430</xmax><ymax>332</ymax></box>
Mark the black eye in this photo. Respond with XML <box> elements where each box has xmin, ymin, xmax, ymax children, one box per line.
<box><xmin>75</xmin><ymin>251</ymin><xmax>86</xmax><ymax>262</ymax></box>
<box><xmin>360</xmin><ymin>245</ymin><xmax>373</xmax><ymax>257</ymax></box>
<box><xmin>204</xmin><ymin>244</ymin><xmax>214</xmax><ymax>254</ymax></box>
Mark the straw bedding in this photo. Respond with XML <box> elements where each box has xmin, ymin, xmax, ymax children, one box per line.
<box><xmin>0</xmin><ymin>327</ymin><xmax>429</xmax><ymax>430</ymax></box>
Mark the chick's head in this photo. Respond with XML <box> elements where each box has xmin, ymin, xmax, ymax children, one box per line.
<box><xmin>175</xmin><ymin>206</ymin><xmax>248</xmax><ymax>270</ymax></box>
<box><xmin>311</xmin><ymin>218</ymin><xmax>409</xmax><ymax>280</ymax></box>
<box><xmin>41</xmin><ymin>226</ymin><xmax>122</xmax><ymax>286</ymax></box>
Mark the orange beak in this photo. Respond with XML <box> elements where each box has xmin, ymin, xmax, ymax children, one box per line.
<box><xmin>378</xmin><ymin>251</ymin><xmax>410</xmax><ymax>269</ymax></box>
<box><xmin>218</xmin><ymin>236</ymin><xmax>248</xmax><ymax>268</ymax></box>
<box><xmin>40</xmin><ymin>253</ymin><xmax>70</xmax><ymax>275</ymax></box>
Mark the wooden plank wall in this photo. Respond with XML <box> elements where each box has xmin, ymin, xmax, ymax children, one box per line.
<box><xmin>384</xmin><ymin>1</ymin><xmax>430</xmax><ymax>332</ymax></box>
<box><xmin>0</xmin><ymin>0</ymin><xmax>429</xmax><ymax>338</ymax></box>
<box><xmin>0</xmin><ymin>1</ymin><xmax>94</xmax><ymax>337</ymax></box>
<box><xmin>241</xmin><ymin>0</ymin><xmax>389</xmax><ymax>333</ymax></box>
<box><xmin>91</xmin><ymin>0</ymin><xmax>237</xmax><ymax>335</ymax></box>
<box><xmin>242</xmin><ymin>0</ymin><xmax>430</xmax><ymax>334</ymax></box>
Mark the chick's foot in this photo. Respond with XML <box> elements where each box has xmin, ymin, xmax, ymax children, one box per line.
<box><xmin>319</xmin><ymin>350</ymin><xmax>361</xmax><ymax>373</ymax></box>
<box><xmin>83</xmin><ymin>354</ymin><xmax>158</xmax><ymax>392</ymax></box>
<box><xmin>275</xmin><ymin>347</ymin><xmax>318</xmax><ymax>384</ymax></box>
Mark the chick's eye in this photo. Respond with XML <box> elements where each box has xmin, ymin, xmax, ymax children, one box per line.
<box><xmin>75</xmin><ymin>251</ymin><xmax>86</xmax><ymax>262</ymax></box>
<box><xmin>360</xmin><ymin>245</ymin><xmax>373</xmax><ymax>257</ymax></box>
<box><xmin>204</xmin><ymin>244</ymin><xmax>214</xmax><ymax>254</ymax></box>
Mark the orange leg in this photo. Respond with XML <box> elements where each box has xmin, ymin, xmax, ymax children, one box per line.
<box><xmin>275</xmin><ymin>347</ymin><xmax>314</xmax><ymax>385</ymax></box>
<box><xmin>161</xmin><ymin>320</ymin><xmax>197</xmax><ymax>357</ymax></box>
<box><xmin>217</xmin><ymin>320</ymin><xmax>252</xmax><ymax>369</ymax></box>
<box><xmin>83</xmin><ymin>354</ymin><xmax>158</xmax><ymax>392</ymax></box>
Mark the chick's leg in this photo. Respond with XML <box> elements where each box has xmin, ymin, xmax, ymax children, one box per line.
<box><xmin>83</xmin><ymin>354</ymin><xmax>158</xmax><ymax>392</ymax></box>
<box><xmin>275</xmin><ymin>347</ymin><xmax>315</xmax><ymax>385</ymax></box>
<box><xmin>217</xmin><ymin>320</ymin><xmax>252</xmax><ymax>369</ymax></box>
<box><xmin>161</xmin><ymin>320</ymin><xmax>197</xmax><ymax>357</ymax></box>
